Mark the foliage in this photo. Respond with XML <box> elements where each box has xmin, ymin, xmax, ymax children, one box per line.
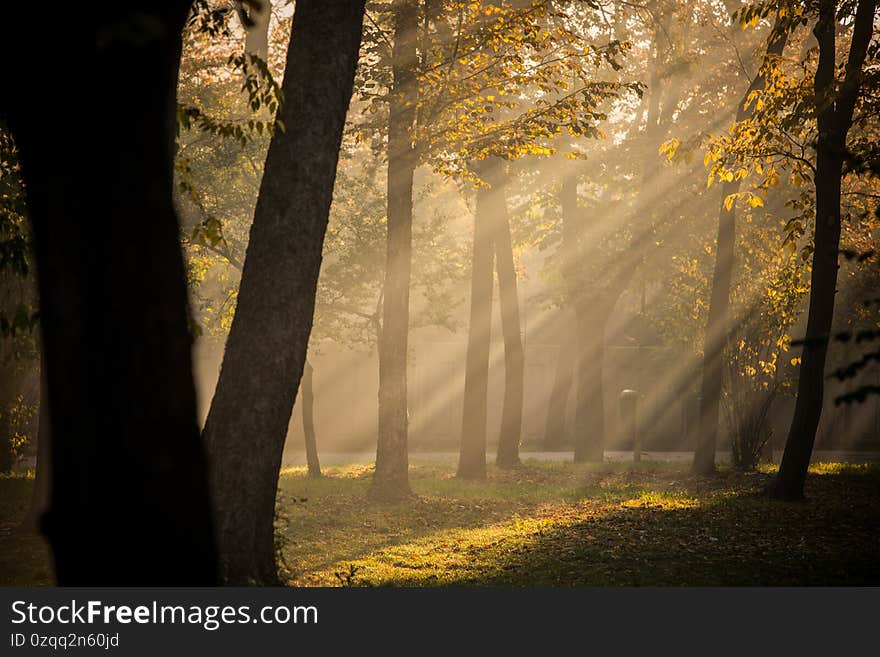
<box><xmin>355</xmin><ymin>0</ymin><xmax>641</xmax><ymax>182</ymax></box>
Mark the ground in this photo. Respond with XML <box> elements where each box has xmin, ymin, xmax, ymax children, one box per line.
<box><xmin>2</xmin><ymin>459</ymin><xmax>878</xmax><ymax>586</ymax></box>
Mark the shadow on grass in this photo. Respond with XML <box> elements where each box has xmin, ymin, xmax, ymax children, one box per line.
<box><xmin>288</xmin><ymin>463</ymin><xmax>880</xmax><ymax>587</ymax></box>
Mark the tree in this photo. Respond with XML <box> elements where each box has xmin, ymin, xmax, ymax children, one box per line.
<box><xmin>1</xmin><ymin>2</ymin><xmax>218</xmax><ymax>584</ymax></box>
<box><xmin>374</xmin><ymin>0</ymin><xmax>420</xmax><ymax>500</ymax></box>
<box><xmin>302</xmin><ymin>359</ymin><xmax>321</xmax><ymax>477</ymax></box>
<box><xmin>203</xmin><ymin>0</ymin><xmax>366</xmax><ymax>583</ymax></box>
<box><xmin>773</xmin><ymin>0</ymin><xmax>877</xmax><ymax>499</ymax></box>
<box><xmin>692</xmin><ymin>10</ymin><xmax>792</xmax><ymax>475</ymax></box>
<box><xmin>458</xmin><ymin>162</ymin><xmax>500</xmax><ymax>479</ymax></box>
<box><xmin>494</xmin><ymin>167</ymin><xmax>525</xmax><ymax>468</ymax></box>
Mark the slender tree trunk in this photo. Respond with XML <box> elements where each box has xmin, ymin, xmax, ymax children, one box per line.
<box><xmin>573</xmin><ymin>301</ymin><xmax>608</xmax><ymax>462</ymax></box>
<box><xmin>544</xmin><ymin>319</ymin><xmax>575</xmax><ymax>450</ymax></box>
<box><xmin>458</xmin><ymin>170</ymin><xmax>496</xmax><ymax>480</ymax></box>
<box><xmin>544</xmin><ymin>173</ymin><xmax>580</xmax><ymax>451</ymax></box>
<box><xmin>693</xmin><ymin>17</ymin><xmax>790</xmax><ymax>475</ymax></box>
<box><xmin>373</xmin><ymin>0</ymin><xmax>419</xmax><ymax>500</ymax></box>
<box><xmin>203</xmin><ymin>0</ymin><xmax>365</xmax><ymax>583</ymax></box>
<box><xmin>3</xmin><ymin>2</ymin><xmax>218</xmax><ymax>584</ymax></box>
<box><xmin>494</xmin><ymin>172</ymin><xmax>523</xmax><ymax>468</ymax></box>
<box><xmin>693</xmin><ymin>184</ymin><xmax>736</xmax><ymax>474</ymax></box>
<box><xmin>302</xmin><ymin>359</ymin><xmax>321</xmax><ymax>477</ymax></box>
<box><xmin>773</xmin><ymin>0</ymin><xmax>875</xmax><ymax>500</ymax></box>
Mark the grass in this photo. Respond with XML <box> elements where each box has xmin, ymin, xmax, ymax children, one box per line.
<box><xmin>2</xmin><ymin>459</ymin><xmax>878</xmax><ymax>586</ymax></box>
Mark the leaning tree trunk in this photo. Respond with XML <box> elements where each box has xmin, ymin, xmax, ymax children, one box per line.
<box><xmin>373</xmin><ymin>0</ymin><xmax>419</xmax><ymax>500</ymax></box>
<box><xmin>493</xmin><ymin>171</ymin><xmax>524</xmax><ymax>468</ymax></box>
<box><xmin>302</xmin><ymin>359</ymin><xmax>321</xmax><ymax>477</ymax></box>
<box><xmin>693</xmin><ymin>16</ymin><xmax>790</xmax><ymax>475</ymax></box>
<box><xmin>203</xmin><ymin>0</ymin><xmax>365</xmax><ymax>584</ymax></box>
<box><xmin>773</xmin><ymin>0</ymin><xmax>875</xmax><ymax>500</ymax></box>
<box><xmin>458</xmin><ymin>168</ymin><xmax>497</xmax><ymax>480</ymax></box>
<box><xmin>2</xmin><ymin>2</ymin><xmax>217</xmax><ymax>584</ymax></box>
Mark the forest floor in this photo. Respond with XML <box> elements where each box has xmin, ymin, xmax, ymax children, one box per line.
<box><xmin>2</xmin><ymin>460</ymin><xmax>879</xmax><ymax>586</ymax></box>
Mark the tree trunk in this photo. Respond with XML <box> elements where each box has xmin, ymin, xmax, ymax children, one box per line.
<box><xmin>544</xmin><ymin>318</ymin><xmax>575</xmax><ymax>450</ymax></box>
<box><xmin>773</xmin><ymin>0</ymin><xmax>875</xmax><ymax>500</ymax></box>
<box><xmin>573</xmin><ymin>304</ymin><xmax>607</xmax><ymax>462</ymax></box>
<box><xmin>203</xmin><ymin>0</ymin><xmax>365</xmax><ymax>584</ymax></box>
<box><xmin>693</xmin><ymin>17</ymin><xmax>790</xmax><ymax>475</ymax></box>
<box><xmin>302</xmin><ymin>359</ymin><xmax>321</xmax><ymax>477</ymax></box>
<box><xmin>547</xmin><ymin>172</ymin><xmax>583</xmax><ymax>454</ymax></box>
<box><xmin>493</xmin><ymin>172</ymin><xmax>523</xmax><ymax>468</ymax></box>
<box><xmin>373</xmin><ymin>0</ymin><xmax>419</xmax><ymax>500</ymax></box>
<box><xmin>458</xmin><ymin>171</ymin><xmax>496</xmax><ymax>480</ymax></box>
<box><xmin>3</xmin><ymin>2</ymin><xmax>217</xmax><ymax>584</ymax></box>
<box><xmin>693</xmin><ymin>182</ymin><xmax>736</xmax><ymax>474</ymax></box>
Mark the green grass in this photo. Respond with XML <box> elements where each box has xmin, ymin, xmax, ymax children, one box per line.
<box><xmin>2</xmin><ymin>460</ymin><xmax>878</xmax><ymax>586</ymax></box>
<box><xmin>276</xmin><ymin>459</ymin><xmax>880</xmax><ymax>586</ymax></box>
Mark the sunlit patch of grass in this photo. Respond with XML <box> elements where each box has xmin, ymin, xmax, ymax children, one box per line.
<box><xmin>302</xmin><ymin>509</ymin><xmax>593</xmax><ymax>586</ymax></box>
<box><xmin>808</xmin><ymin>461</ymin><xmax>879</xmax><ymax>476</ymax></box>
<box><xmin>620</xmin><ymin>491</ymin><xmax>700</xmax><ymax>510</ymax></box>
<box><xmin>280</xmin><ymin>460</ymin><xmax>880</xmax><ymax>587</ymax></box>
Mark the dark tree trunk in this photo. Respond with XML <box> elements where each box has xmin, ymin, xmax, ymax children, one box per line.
<box><xmin>458</xmin><ymin>171</ymin><xmax>496</xmax><ymax>480</ymax></box>
<box><xmin>203</xmin><ymin>0</ymin><xmax>365</xmax><ymax>583</ymax></box>
<box><xmin>493</xmin><ymin>172</ymin><xmax>523</xmax><ymax>468</ymax></box>
<box><xmin>373</xmin><ymin>0</ymin><xmax>419</xmax><ymax>500</ymax></box>
<box><xmin>773</xmin><ymin>0</ymin><xmax>875</xmax><ymax>500</ymax></box>
<box><xmin>693</xmin><ymin>17</ymin><xmax>790</xmax><ymax>475</ymax></box>
<box><xmin>2</xmin><ymin>2</ymin><xmax>218</xmax><ymax>584</ymax></box>
<box><xmin>302</xmin><ymin>360</ymin><xmax>321</xmax><ymax>477</ymax></box>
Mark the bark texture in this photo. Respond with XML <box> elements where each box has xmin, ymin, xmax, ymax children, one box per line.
<box><xmin>3</xmin><ymin>2</ymin><xmax>218</xmax><ymax>584</ymax></box>
<box><xmin>203</xmin><ymin>0</ymin><xmax>365</xmax><ymax>583</ymax></box>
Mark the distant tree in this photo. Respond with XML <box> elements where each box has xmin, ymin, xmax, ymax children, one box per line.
<box><xmin>301</xmin><ymin>359</ymin><xmax>321</xmax><ymax>477</ymax></box>
<box><xmin>1</xmin><ymin>2</ymin><xmax>218</xmax><ymax>584</ymax></box>
<box><xmin>494</xmin><ymin>166</ymin><xmax>525</xmax><ymax>468</ymax></box>
<box><xmin>374</xmin><ymin>0</ymin><xmax>420</xmax><ymax>500</ymax></box>
<box><xmin>203</xmin><ymin>0</ymin><xmax>365</xmax><ymax>583</ymax></box>
<box><xmin>459</xmin><ymin>161</ymin><xmax>501</xmax><ymax>479</ymax></box>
